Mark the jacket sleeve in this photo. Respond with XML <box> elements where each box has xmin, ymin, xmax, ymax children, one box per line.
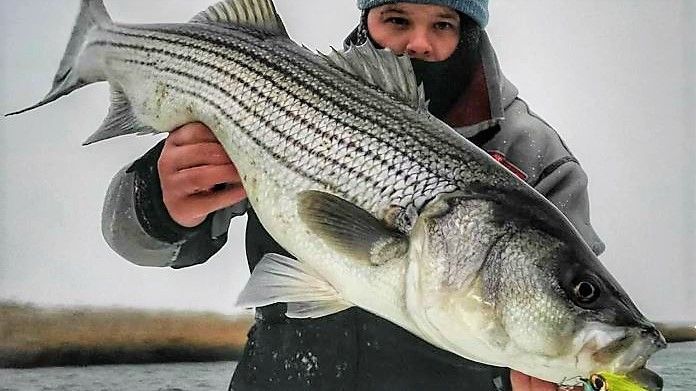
<box><xmin>479</xmin><ymin>98</ymin><xmax>606</xmax><ymax>256</ymax></box>
<box><xmin>101</xmin><ymin>140</ymin><xmax>248</xmax><ymax>268</ymax></box>
<box><xmin>533</xmin><ymin>158</ymin><xmax>606</xmax><ymax>256</ymax></box>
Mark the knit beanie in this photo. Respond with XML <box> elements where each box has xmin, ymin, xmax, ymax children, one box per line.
<box><xmin>356</xmin><ymin>0</ymin><xmax>489</xmax><ymax>27</ymax></box>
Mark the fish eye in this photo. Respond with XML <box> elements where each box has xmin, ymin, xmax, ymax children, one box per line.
<box><xmin>573</xmin><ymin>279</ymin><xmax>600</xmax><ymax>303</ymax></box>
<box><xmin>590</xmin><ymin>374</ymin><xmax>606</xmax><ymax>391</ymax></box>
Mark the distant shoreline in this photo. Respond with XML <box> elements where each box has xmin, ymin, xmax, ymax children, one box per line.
<box><xmin>0</xmin><ymin>302</ymin><xmax>253</xmax><ymax>368</ymax></box>
<box><xmin>0</xmin><ymin>344</ymin><xmax>242</xmax><ymax>369</ymax></box>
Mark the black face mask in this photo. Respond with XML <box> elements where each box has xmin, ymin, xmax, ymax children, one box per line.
<box><xmin>344</xmin><ymin>12</ymin><xmax>483</xmax><ymax>120</ymax></box>
<box><xmin>411</xmin><ymin>15</ymin><xmax>482</xmax><ymax>119</ymax></box>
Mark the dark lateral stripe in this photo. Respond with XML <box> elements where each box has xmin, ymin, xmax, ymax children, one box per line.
<box><xmin>124</xmin><ymin>24</ymin><xmax>389</xmax><ymax>110</ymax></box>
<box><xmin>111</xmin><ymin>26</ymin><xmax>389</xmax><ymax>117</ymax></box>
<box><xmin>89</xmin><ymin>34</ymin><xmax>450</xmax><ymax>187</ymax></box>
<box><xmin>170</xmin><ymin>23</ymin><xmax>483</xmax><ymax>156</ymax></box>
<box><xmin>109</xmin><ymin>53</ymin><xmax>388</xmax><ymax>196</ymax></box>
<box><xmin>160</xmin><ymin>83</ymin><xmax>356</xmax><ymax>197</ymax></box>
<box><xmin>106</xmin><ymin>28</ymin><xmax>471</xmax><ymax>191</ymax></box>
<box><xmin>94</xmin><ymin>40</ymin><xmax>408</xmax><ymax>194</ymax></box>
<box><xmin>98</xmin><ymin>29</ymin><xmax>434</xmax><ymax>166</ymax></box>
<box><xmin>113</xmin><ymin>24</ymin><xmax>472</xmax><ymax>165</ymax></box>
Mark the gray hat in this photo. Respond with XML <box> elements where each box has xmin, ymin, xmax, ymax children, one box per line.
<box><xmin>356</xmin><ymin>0</ymin><xmax>489</xmax><ymax>27</ymax></box>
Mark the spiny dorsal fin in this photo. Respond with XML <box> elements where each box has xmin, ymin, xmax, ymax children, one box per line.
<box><xmin>190</xmin><ymin>0</ymin><xmax>288</xmax><ymax>37</ymax></box>
<box><xmin>319</xmin><ymin>41</ymin><xmax>428</xmax><ymax>112</ymax></box>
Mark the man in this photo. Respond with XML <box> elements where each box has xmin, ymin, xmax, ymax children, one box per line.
<box><xmin>102</xmin><ymin>1</ymin><xmax>601</xmax><ymax>389</ymax></box>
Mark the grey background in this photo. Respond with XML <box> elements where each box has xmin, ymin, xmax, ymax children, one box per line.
<box><xmin>1</xmin><ymin>1</ymin><xmax>694</xmax><ymax>322</ymax></box>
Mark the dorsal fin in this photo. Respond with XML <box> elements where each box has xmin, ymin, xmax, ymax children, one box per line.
<box><xmin>190</xmin><ymin>0</ymin><xmax>288</xmax><ymax>37</ymax></box>
<box><xmin>320</xmin><ymin>41</ymin><xmax>428</xmax><ymax>112</ymax></box>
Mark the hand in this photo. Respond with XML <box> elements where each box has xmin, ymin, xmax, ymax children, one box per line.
<box><xmin>510</xmin><ymin>370</ymin><xmax>582</xmax><ymax>391</ymax></box>
<box><xmin>158</xmin><ymin>122</ymin><xmax>246</xmax><ymax>227</ymax></box>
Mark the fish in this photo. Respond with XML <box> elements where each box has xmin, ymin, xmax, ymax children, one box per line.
<box><xmin>6</xmin><ymin>0</ymin><xmax>667</xmax><ymax>384</ymax></box>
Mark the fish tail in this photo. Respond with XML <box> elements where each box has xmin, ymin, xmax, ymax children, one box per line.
<box><xmin>6</xmin><ymin>0</ymin><xmax>112</xmax><ymax>116</ymax></box>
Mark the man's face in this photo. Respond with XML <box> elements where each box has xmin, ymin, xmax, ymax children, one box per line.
<box><xmin>366</xmin><ymin>3</ymin><xmax>461</xmax><ymax>62</ymax></box>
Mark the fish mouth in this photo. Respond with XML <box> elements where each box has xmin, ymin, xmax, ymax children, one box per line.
<box><xmin>591</xmin><ymin>327</ymin><xmax>666</xmax><ymax>373</ymax></box>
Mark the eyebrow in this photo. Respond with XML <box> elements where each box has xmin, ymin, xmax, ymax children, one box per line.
<box><xmin>380</xmin><ymin>6</ymin><xmax>406</xmax><ymax>15</ymax></box>
<box><xmin>380</xmin><ymin>6</ymin><xmax>459</xmax><ymax>21</ymax></box>
<box><xmin>437</xmin><ymin>12</ymin><xmax>459</xmax><ymax>21</ymax></box>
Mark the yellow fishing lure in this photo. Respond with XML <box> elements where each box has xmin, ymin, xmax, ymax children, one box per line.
<box><xmin>581</xmin><ymin>372</ymin><xmax>648</xmax><ymax>391</ymax></box>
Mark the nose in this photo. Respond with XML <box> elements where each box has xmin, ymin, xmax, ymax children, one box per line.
<box><xmin>405</xmin><ymin>30</ymin><xmax>433</xmax><ymax>60</ymax></box>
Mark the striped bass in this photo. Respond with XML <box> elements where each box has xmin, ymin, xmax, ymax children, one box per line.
<box><xmin>7</xmin><ymin>0</ymin><xmax>665</xmax><ymax>386</ymax></box>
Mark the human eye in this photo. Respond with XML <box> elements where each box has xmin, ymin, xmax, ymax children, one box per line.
<box><xmin>434</xmin><ymin>21</ymin><xmax>455</xmax><ymax>31</ymax></box>
<box><xmin>385</xmin><ymin>16</ymin><xmax>409</xmax><ymax>27</ymax></box>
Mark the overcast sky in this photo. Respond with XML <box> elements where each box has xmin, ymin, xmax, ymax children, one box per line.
<box><xmin>1</xmin><ymin>1</ymin><xmax>694</xmax><ymax>323</ymax></box>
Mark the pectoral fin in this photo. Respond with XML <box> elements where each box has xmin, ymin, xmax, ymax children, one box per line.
<box><xmin>297</xmin><ymin>190</ymin><xmax>409</xmax><ymax>265</ymax></box>
<box><xmin>236</xmin><ymin>253</ymin><xmax>352</xmax><ymax>318</ymax></box>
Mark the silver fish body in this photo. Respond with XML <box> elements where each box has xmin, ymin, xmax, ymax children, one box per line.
<box><xmin>9</xmin><ymin>0</ymin><xmax>666</xmax><ymax>385</ymax></box>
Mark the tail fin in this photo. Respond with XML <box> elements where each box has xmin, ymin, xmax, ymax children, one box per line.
<box><xmin>6</xmin><ymin>0</ymin><xmax>111</xmax><ymax>116</ymax></box>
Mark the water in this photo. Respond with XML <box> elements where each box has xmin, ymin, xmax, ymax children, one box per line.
<box><xmin>1</xmin><ymin>344</ymin><xmax>695</xmax><ymax>390</ymax></box>
<box><xmin>0</xmin><ymin>362</ymin><xmax>237</xmax><ymax>391</ymax></box>
<box><xmin>648</xmin><ymin>343</ymin><xmax>696</xmax><ymax>390</ymax></box>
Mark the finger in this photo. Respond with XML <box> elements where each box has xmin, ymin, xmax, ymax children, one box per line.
<box><xmin>168</xmin><ymin>122</ymin><xmax>218</xmax><ymax>146</ymax></box>
<box><xmin>166</xmin><ymin>142</ymin><xmax>233</xmax><ymax>170</ymax></box>
<box><xmin>510</xmin><ymin>370</ymin><xmax>531</xmax><ymax>391</ymax></box>
<box><xmin>529</xmin><ymin>377</ymin><xmax>559</xmax><ymax>391</ymax></box>
<box><xmin>171</xmin><ymin>165</ymin><xmax>243</xmax><ymax>195</ymax></box>
<box><xmin>193</xmin><ymin>184</ymin><xmax>247</xmax><ymax>208</ymax></box>
<box><xmin>177</xmin><ymin>186</ymin><xmax>247</xmax><ymax>221</ymax></box>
